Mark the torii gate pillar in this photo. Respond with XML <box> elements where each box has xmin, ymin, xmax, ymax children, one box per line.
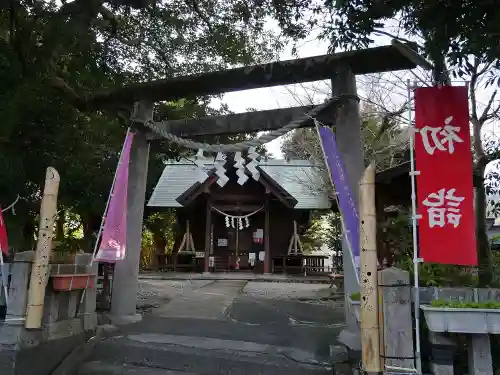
<box><xmin>331</xmin><ymin>65</ymin><xmax>364</xmax><ymax>336</ymax></box>
<box><xmin>110</xmin><ymin>101</ymin><xmax>152</xmax><ymax>324</ymax></box>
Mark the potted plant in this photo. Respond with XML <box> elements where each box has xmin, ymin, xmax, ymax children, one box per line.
<box><xmin>421</xmin><ymin>299</ymin><xmax>500</xmax><ymax>334</ymax></box>
<box><xmin>50</xmin><ymin>239</ymin><xmax>83</xmax><ymax>264</ymax></box>
<box><xmin>50</xmin><ymin>239</ymin><xmax>94</xmax><ymax>291</ymax></box>
<box><xmin>348</xmin><ymin>292</ymin><xmax>361</xmax><ymax>322</ymax></box>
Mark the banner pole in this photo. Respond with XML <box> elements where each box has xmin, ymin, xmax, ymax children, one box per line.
<box><xmin>0</xmin><ymin>250</ymin><xmax>8</xmax><ymax>307</ymax></box>
<box><xmin>408</xmin><ymin>79</ymin><xmax>422</xmax><ymax>374</ymax></box>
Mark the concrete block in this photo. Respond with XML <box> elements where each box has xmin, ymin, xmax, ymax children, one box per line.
<box><xmin>44</xmin><ymin>318</ymin><xmax>83</xmax><ymax>341</ymax></box>
<box><xmin>57</xmin><ymin>292</ymin><xmax>70</xmax><ymax>320</ymax></box>
<box><xmin>14</xmin><ymin>251</ymin><xmax>35</xmax><ymax>262</ymax></box>
<box><xmin>0</xmin><ymin>324</ymin><xmax>23</xmax><ymax>345</ymax></box>
<box><xmin>7</xmin><ymin>262</ymin><xmax>30</xmax><ymax>318</ymax></box>
<box><xmin>468</xmin><ymin>334</ymin><xmax>493</xmax><ymax>375</ymax></box>
<box><xmin>82</xmin><ymin>312</ymin><xmax>98</xmax><ymax>331</ymax></box>
<box><xmin>429</xmin><ymin>332</ymin><xmax>456</xmax><ymax>375</ymax></box>
<box><xmin>42</xmin><ymin>289</ymin><xmax>59</xmax><ymax>324</ymax></box>
<box><xmin>67</xmin><ymin>291</ymin><xmax>78</xmax><ymax>319</ymax></box>
<box><xmin>108</xmin><ymin>313</ymin><xmax>142</xmax><ymax>326</ymax></box>
<box><xmin>75</xmin><ymin>254</ymin><xmax>92</xmax><ymax>265</ymax></box>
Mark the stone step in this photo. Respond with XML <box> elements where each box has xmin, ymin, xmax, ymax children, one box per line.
<box><xmin>78</xmin><ymin>333</ymin><xmax>333</xmax><ymax>375</ymax></box>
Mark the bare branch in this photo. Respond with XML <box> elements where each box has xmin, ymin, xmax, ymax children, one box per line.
<box><xmin>479</xmin><ymin>90</ymin><xmax>498</xmax><ymax>124</ymax></box>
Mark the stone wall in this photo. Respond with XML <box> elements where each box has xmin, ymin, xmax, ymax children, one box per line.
<box><xmin>0</xmin><ymin>251</ymin><xmax>98</xmax><ymax>375</ymax></box>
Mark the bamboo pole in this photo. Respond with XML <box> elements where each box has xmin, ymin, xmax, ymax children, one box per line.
<box><xmin>359</xmin><ymin>162</ymin><xmax>381</xmax><ymax>373</ymax></box>
<box><xmin>25</xmin><ymin>167</ymin><xmax>60</xmax><ymax>329</ymax></box>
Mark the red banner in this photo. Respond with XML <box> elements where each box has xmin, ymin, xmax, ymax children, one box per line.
<box><xmin>414</xmin><ymin>86</ymin><xmax>477</xmax><ymax>265</ymax></box>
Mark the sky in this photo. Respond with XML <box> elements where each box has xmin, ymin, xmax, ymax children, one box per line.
<box><xmin>210</xmin><ymin>28</ymin><xmax>500</xmax><ymax>160</ymax></box>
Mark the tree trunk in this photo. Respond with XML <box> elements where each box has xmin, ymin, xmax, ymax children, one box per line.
<box><xmin>22</xmin><ymin>220</ymin><xmax>36</xmax><ymax>251</ymax></box>
<box><xmin>56</xmin><ymin>209</ymin><xmax>65</xmax><ymax>241</ymax></box>
<box><xmin>474</xmin><ymin>161</ymin><xmax>493</xmax><ymax>286</ymax></box>
<box><xmin>82</xmin><ymin>214</ymin><xmax>99</xmax><ymax>253</ymax></box>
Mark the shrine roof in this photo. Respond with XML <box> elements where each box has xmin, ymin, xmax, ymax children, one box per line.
<box><xmin>147</xmin><ymin>158</ymin><xmax>331</xmax><ymax>210</ymax></box>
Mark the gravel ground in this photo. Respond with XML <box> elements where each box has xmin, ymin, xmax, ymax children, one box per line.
<box><xmin>136</xmin><ymin>279</ymin><xmax>213</xmax><ymax>310</ymax></box>
<box><xmin>242</xmin><ymin>281</ymin><xmax>336</xmax><ymax>300</ymax></box>
<box><xmin>135</xmin><ymin>280</ymin><xmax>342</xmax><ymax>314</ymax></box>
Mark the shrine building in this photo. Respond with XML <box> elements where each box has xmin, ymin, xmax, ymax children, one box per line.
<box><xmin>147</xmin><ymin>157</ymin><xmax>333</xmax><ymax>275</ymax></box>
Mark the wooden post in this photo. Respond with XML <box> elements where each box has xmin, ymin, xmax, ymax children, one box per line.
<box><xmin>204</xmin><ymin>200</ymin><xmax>212</xmax><ymax>273</ymax></box>
<box><xmin>359</xmin><ymin>162</ymin><xmax>381</xmax><ymax>373</ymax></box>
<box><xmin>264</xmin><ymin>198</ymin><xmax>270</xmax><ymax>274</ymax></box>
<box><xmin>25</xmin><ymin>167</ymin><xmax>60</xmax><ymax>329</ymax></box>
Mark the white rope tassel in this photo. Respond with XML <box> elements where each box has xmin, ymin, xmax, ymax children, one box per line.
<box><xmin>238</xmin><ymin>218</ymin><xmax>243</xmax><ymax>230</ymax></box>
<box><xmin>194</xmin><ymin>149</ymin><xmax>209</xmax><ymax>183</ymax></box>
<box><xmin>247</xmin><ymin>147</ymin><xmax>260</xmax><ymax>181</ymax></box>
<box><xmin>234</xmin><ymin>152</ymin><xmax>249</xmax><ymax>185</ymax></box>
<box><xmin>225</xmin><ymin>216</ymin><xmax>230</xmax><ymax>228</ymax></box>
<box><xmin>214</xmin><ymin>152</ymin><xmax>229</xmax><ymax>187</ymax></box>
<box><xmin>245</xmin><ymin>217</ymin><xmax>250</xmax><ymax>228</ymax></box>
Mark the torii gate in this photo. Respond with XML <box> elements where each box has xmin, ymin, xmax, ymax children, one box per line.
<box><xmin>84</xmin><ymin>42</ymin><xmax>418</xmax><ymax>329</ymax></box>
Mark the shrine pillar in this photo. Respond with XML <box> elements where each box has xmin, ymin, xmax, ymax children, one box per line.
<box><xmin>264</xmin><ymin>197</ymin><xmax>271</xmax><ymax>274</ymax></box>
<box><xmin>204</xmin><ymin>199</ymin><xmax>212</xmax><ymax>273</ymax></box>
<box><xmin>331</xmin><ymin>66</ymin><xmax>364</xmax><ymax>333</ymax></box>
<box><xmin>110</xmin><ymin>101</ymin><xmax>152</xmax><ymax>324</ymax></box>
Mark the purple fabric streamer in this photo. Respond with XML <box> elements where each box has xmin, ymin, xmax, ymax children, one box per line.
<box><xmin>317</xmin><ymin>126</ymin><xmax>360</xmax><ymax>277</ymax></box>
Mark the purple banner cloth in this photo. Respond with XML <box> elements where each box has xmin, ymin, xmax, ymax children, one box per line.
<box><xmin>95</xmin><ymin>131</ymin><xmax>135</xmax><ymax>263</ymax></box>
<box><xmin>317</xmin><ymin>126</ymin><xmax>360</xmax><ymax>276</ymax></box>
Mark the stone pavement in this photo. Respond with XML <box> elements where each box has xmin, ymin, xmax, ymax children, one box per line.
<box><xmin>78</xmin><ymin>280</ymin><xmax>347</xmax><ymax>375</ymax></box>
<box><xmin>139</xmin><ymin>271</ymin><xmax>331</xmax><ymax>284</ymax></box>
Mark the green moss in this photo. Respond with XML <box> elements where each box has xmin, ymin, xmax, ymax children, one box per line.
<box><xmin>350</xmin><ymin>292</ymin><xmax>361</xmax><ymax>301</ymax></box>
<box><xmin>430</xmin><ymin>299</ymin><xmax>500</xmax><ymax>309</ymax></box>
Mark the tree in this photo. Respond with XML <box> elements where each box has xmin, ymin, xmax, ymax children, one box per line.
<box><xmin>0</xmin><ymin>1</ymin><xmax>291</xmax><ymax>253</ymax></box>
<box><xmin>265</xmin><ymin>1</ymin><xmax>499</xmax><ymax>83</ymax></box>
<box><xmin>281</xmin><ymin>98</ymin><xmax>407</xmax><ymax>262</ymax></box>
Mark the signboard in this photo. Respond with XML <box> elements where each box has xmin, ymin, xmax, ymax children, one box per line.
<box><xmin>195</xmin><ymin>252</ymin><xmax>205</xmax><ymax>258</ymax></box>
<box><xmin>317</xmin><ymin>125</ymin><xmax>360</xmax><ymax>276</ymax></box>
<box><xmin>217</xmin><ymin>238</ymin><xmax>228</xmax><ymax>247</ymax></box>
<box><xmin>414</xmin><ymin>86</ymin><xmax>477</xmax><ymax>265</ymax></box>
<box><xmin>249</xmin><ymin>253</ymin><xmax>256</xmax><ymax>266</ymax></box>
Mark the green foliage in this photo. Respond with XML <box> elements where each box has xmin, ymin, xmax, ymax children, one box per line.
<box><xmin>430</xmin><ymin>299</ymin><xmax>500</xmax><ymax>309</ymax></box>
<box><xmin>350</xmin><ymin>292</ymin><xmax>361</xmax><ymax>301</ymax></box>
<box><xmin>299</xmin><ymin>212</ymin><xmax>327</xmax><ymax>253</ymax></box>
<box><xmin>321</xmin><ymin>0</ymin><xmax>499</xmax><ymax>81</ymax></box>
<box><xmin>399</xmin><ymin>255</ymin><xmax>479</xmax><ymax>287</ymax></box>
<box><xmin>0</xmin><ymin>0</ymin><xmax>291</xmax><ymax>252</ymax></box>
<box><xmin>323</xmin><ymin>212</ymin><xmax>342</xmax><ymax>253</ymax></box>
